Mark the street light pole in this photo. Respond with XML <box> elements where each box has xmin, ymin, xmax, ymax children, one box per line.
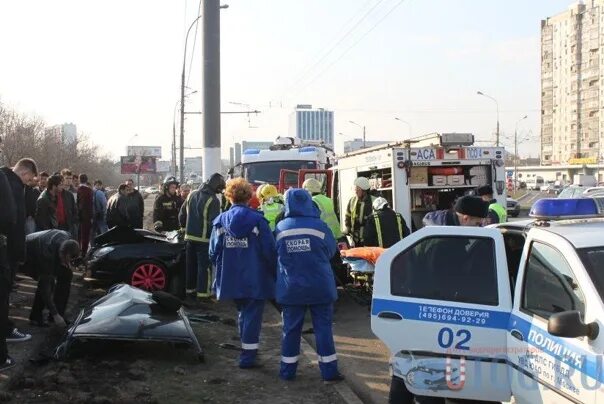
<box><xmin>477</xmin><ymin>91</ymin><xmax>500</xmax><ymax>147</ymax></box>
<box><xmin>514</xmin><ymin>115</ymin><xmax>528</xmax><ymax>191</ymax></box>
<box><xmin>349</xmin><ymin>120</ymin><xmax>366</xmax><ymax>148</ymax></box>
<box><xmin>180</xmin><ymin>14</ymin><xmax>204</xmax><ymax>184</ymax></box>
<box><xmin>394</xmin><ymin>117</ymin><xmax>412</xmax><ymax>138</ymax></box>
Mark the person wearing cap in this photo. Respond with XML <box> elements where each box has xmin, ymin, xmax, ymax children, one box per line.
<box><xmin>274</xmin><ymin>188</ymin><xmax>343</xmax><ymax>384</ymax></box>
<box><xmin>363</xmin><ymin>197</ymin><xmax>409</xmax><ymax>248</ymax></box>
<box><xmin>180</xmin><ymin>173</ymin><xmax>226</xmax><ymax>301</ymax></box>
<box><xmin>153</xmin><ymin>176</ymin><xmax>181</xmax><ymax>232</ymax></box>
<box><xmin>344</xmin><ymin>177</ymin><xmax>376</xmax><ymax>247</ymax></box>
<box><xmin>475</xmin><ymin>185</ymin><xmax>507</xmax><ymax>224</ymax></box>
<box><xmin>302</xmin><ymin>178</ymin><xmax>343</xmax><ymax>240</ymax></box>
<box><xmin>259</xmin><ymin>184</ymin><xmax>284</xmax><ymax>231</ymax></box>
<box><xmin>422</xmin><ymin>195</ymin><xmax>489</xmax><ymax>227</ymax></box>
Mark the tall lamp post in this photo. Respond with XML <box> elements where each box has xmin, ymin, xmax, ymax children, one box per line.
<box><xmin>514</xmin><ymin>115</ymin><xmax>528</xmax><ymax>191</ymax></box>
<box><xmin>349</xmin><ymin>120</ymin><xmax>366</xmax><ymax>148</ymax></box>
<box><xmin>179</xmin><ymin>15</ymin><xmax>204</xmax><ymax>183</ymax></box>
<box><xmin>477</xmin><ymin>91</ymin><xmax>500</xmax><ymax>147</ymax></box>
<box><xmin>173</xmin><ymin>90</ymin><xmax>197</xmax><ymax>177</ymax></box>
<box><xmin>394</xmin><ymin>117</ymin><xmax>412</xmax><ymax>138</ymax></box>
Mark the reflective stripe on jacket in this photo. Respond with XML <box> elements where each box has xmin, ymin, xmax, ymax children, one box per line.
<box><xmin>184</xmin><ymin>184</ymin><xmax>220</xmax><ymax>242</ymax></box>
<box><xmin>345</xmin><ymin>194</ymin><xmax>376</xmax><ymax>245</ymax></box>
<box><xmin>488</xmin><ymin>202</ymin><xmax>507</xmax><ymax>223</ymax></box>
<box><xmin>312</xmin><ymin>194</ymin><xmax>342</xmax><ymax>239</ymax></box>
<box><xmin>260</xmin><ymin>201</ymin><xmax>284</xmax><ymax>231</ymax></box>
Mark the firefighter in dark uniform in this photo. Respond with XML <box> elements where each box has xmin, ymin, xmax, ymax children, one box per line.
<box><xmin>153</xmin><ymin>176</ymin><xmax>181</xmax><ymax>232</ymax></box>
<box><xmin>344</xmin><ymin>177</ymin><xmax>376</xmax><ymax>247</ymax></box>
<box><xmin>363</xmin><ymin>197</ymin><xmax>409</xmax><ymax>248</ymax></box>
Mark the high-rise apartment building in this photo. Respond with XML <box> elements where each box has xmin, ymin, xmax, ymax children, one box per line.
<box><xmin>289</xmin><ymin>105</ymin><xmax>334</xmax><ymax>147</ymax></box>
<box><xmin>541</xmin><ymin>1</ymin><xmax>604</xmax><ymax>165</ymax></box>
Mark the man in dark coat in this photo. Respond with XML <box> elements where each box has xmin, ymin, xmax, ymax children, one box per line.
<box><xmin>0</xmin><ymin>167</ymin><xmax>16</xmax><ymax>370</ymax></box>
<box><xmin>77</xmin><ymin>174</ymin><xmax>94</xmax><ymax>254</ymax></box>
<box><xmin>24</xmin><ymin>230</ymin><xmax>79</xmax><ymax>327</ymax></box>
<box><xmin>35</xmin><ymin>175</ymin><xmax>63</xmax><ymax>231</ymax></box>
<box><xmin>106</xmin><ymin>184</ymin><xmax>131</xmax><ymax>228</ymax></box>
<box><xmin>0</xmin><ymin>158</ymin><xmax>37</xmax><ymax>344</ymax></box>
<box><xmin>125</xmin><ymin>179</ymin><xmax>144</xmax><ymax>228</ymax></box>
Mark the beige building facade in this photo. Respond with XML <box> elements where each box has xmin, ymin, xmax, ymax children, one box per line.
<box><xmin>541</xmin><ymin>0</ymin><xmax>604</xmax><ymax>165</ymax></box>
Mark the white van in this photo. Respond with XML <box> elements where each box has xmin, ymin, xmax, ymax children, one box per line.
<box><xmin>524</xmin><ymin>176</ymin><xmax>544</xmax><ymax>191</ymax></box>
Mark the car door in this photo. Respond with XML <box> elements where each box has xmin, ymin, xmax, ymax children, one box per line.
<box><xmin>371</xmin><ymin>226</ymin><xmax>513</xmax><ymax>402</ymax></box>
<box><xmin>507</xmin><ymin>230</ymin><xmax>599</xmax><ymax>404</ymax></box>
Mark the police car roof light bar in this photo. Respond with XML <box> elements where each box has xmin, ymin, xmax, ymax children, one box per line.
<box><xmin>529</xmin><ymin>198</ymin><xmax>601</xmax><ymax>220</ymax></box>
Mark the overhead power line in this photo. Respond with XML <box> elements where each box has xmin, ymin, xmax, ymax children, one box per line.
<box><xmin>186</xmin><ymin>0</ymin><xmax>203</xmax><ymax>88</ymax></box>
<box><xmin>290</xmin><ymin>0</ymin><xmax>408</xmax><ymax>99</ymax></box>
<box><xmin>281</xmin><ymin>0</ymin><xmax>386</xmax><ymax>98</ymax></box>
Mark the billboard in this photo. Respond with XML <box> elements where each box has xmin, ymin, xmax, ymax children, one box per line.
<box><xmin>120</xmin><ymin>156</ymin><xmax>157</xmax><ymax>174</ymax></box>
<box><xmin>126</xmin><ymin>146</ymin><xmax>162</xmax><ymax>157</ymax></box>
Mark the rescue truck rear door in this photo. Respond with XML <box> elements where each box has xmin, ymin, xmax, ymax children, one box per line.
<box><xmin>371</xmin><ymin>226</ymin><xmax>513</xmax><ymax>402</ymax></box>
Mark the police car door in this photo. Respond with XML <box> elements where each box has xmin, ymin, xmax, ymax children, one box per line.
<box><xmin>507</xmin><ymin>229</ymin><xmax>600</xmax><ymax>404</ymax></box>
<box><xmin>371</xmin><ymin>226</ymin><xmax>512</xmax><ymax>402</ymax></box>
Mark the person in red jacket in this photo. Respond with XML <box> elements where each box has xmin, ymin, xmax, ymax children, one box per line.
<box><xmin>76</xmin><ymin>174</ymin><xmax>93</xmax><ymax>255</ymax></box>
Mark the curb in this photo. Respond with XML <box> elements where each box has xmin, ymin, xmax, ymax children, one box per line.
<box><xmin>298</xmin><ymin>336</ymin><xmax>365</xmax><ymax>404</ymax></box>
<box><xmin>267</xmin><ymin>304</ymin><xmax>365</xmax><ymax>404</ymax></box>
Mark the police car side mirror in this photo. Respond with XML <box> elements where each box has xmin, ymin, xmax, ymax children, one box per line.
<box><xmin>548</xmin><ymin>310</ymin><xmax>599</xmax><ymax>340</ymax></box>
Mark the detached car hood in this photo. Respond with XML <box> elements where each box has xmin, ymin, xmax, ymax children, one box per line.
<box><xmin>93</xmin><ymin>226</ymin><xmax>181</xmax><ymax>246</ymax></box>
<box><xmin>55</xmin><ymin>284</ymin><xmax>202</xmax><ymax>360</ymax></box>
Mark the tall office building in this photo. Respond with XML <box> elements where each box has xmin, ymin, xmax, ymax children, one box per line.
<box><xmin>541</xmin><ymin>1</ymin><xmax>604</xmax><ymax>165</ymax></box>
<box><xmin>289</xmin><ymin>104</ymin><xmax>334</xmax><ymax>147</ymax></box>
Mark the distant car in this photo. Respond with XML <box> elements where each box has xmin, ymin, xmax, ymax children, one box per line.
<box><xmin>539</xmin><ymin>184</ymin><xmax>550</xmax><ymax>192</ymax></box>
<box><xmin>506</xmin><ymin>197</ymin><xmax>520</xmax><ymax>218</ymax></box>
<box><xmin>547</xmin><ymin>184</ymin><xmax>563</xmax><ymax>195</ymax></box>
<box><xmin>144</xmin><ymin>186</ymin><xmax>160</xmax><ymax>195</ymax></box>
<box><xmin>86</xmin><ymin>226</ymin><xmax>185</xmax><ymax>295</ymax></box>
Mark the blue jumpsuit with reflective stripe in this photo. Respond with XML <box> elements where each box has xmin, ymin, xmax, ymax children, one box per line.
<box><xmin>275</xmin><ymin>189</ymin><xmax>339</xmax><ymax>381</ymax></box>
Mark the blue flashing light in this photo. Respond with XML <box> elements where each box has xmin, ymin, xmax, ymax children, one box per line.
<box><xmin>299</xmin><ymin>146</ymin><xmax>317</xmax><ymax>153</ymax></box>
<box><xmin>529</xmin><ymin>198</ymin><xmax>600</xmax><ymax>219</ymax></box>
<box><xmin>243</xmin><ymin>149</ymin><xmax>260</xmax><ymax>155</ymax></box>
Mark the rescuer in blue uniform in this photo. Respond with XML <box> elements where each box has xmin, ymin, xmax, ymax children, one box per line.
<box><xmin>209</xmin><ymin>178</ymin><xmax>276</xmax><ymax>369</ymax></box>
<box><xmin>274</xmin><ymin>188</ymin><xmax>344</xmax><ymax>384</ymax></box>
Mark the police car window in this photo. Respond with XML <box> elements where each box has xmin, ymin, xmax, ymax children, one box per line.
<box><xmin>522</xmin><ymin>242</ymin><xmax>585</xmax><ymax>320</ymax></box>
<box><xmin>578</xmin><ymin>248</ymin><xmax>604</xmax><ymax>302</ymax></box>
<box><xmin>390</xmin><ymin>236</ymin><xmax>498</xmax><ymax>306</ymax></box>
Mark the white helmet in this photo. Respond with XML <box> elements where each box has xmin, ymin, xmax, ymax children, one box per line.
<box><xmin>302</xmin><ymin>178</ymin><xmax>322</xmax><ymax>194</ymax></box>
<box><xmin>353</xmin><ymin>177</ymin><xmax>370</xmax><ymax>191</ymax></box>
<box><xmin>373</xmin><ymin>197</ymin><xmax>389</xmax><ymax>211</ymax></box>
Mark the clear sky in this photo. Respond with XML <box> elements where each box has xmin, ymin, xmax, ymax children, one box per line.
<box><xmin>0</xmin><ymin>0</ymin><xmax>576</xmax><ymax>160</ymax></box>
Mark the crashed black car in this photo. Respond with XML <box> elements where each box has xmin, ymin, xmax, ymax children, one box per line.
<box><xmin>86</xmin><ymin>226</ymin><xmax>185</xmax><ymax>295</ymax></box>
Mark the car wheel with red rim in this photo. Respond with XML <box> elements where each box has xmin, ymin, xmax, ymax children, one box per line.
<box><xmin>129</xmin><ymin>261</ymin><xmax>168</xmax><ymax>291</ymax></box>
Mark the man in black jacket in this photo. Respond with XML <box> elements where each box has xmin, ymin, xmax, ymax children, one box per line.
<box><xmin>35</xmin><ymin>174</ymin><xmax>63</xmax><ymax>231</ymax></box>
<box><xmin>23</xmin><ymin>230</ymin><xmax>79</xmax><ymax>327</ymax></box>
<box><xmin>0</xmin><ymin>167</ymin><xmax>16</xmax><ymax>370</ymax></box>
<box><xmin>106</xmin><ymin>184</ymin><xmax>132</xmax><ymax>228</ymax></box>
<box><xmin>0</xmin><ymin>158</ymin><xmax>37</xmax><ymax>344</ymax></box>
<box><xmin>125</xmin><ymin>179</ymin><xmax>144</xmax><ymax>228</ymax></box>
<box><xmin>363</xmin><ymin>197</ymin><xmax>409</xmax><ymax>248</ymax></box>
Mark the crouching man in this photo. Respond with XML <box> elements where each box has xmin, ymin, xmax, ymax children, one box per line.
<box><xmin>22</xmin><ymin>230</ymin><xmax>80</xmax><ymax>327</ymax></box>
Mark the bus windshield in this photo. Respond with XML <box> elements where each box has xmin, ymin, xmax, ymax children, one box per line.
<box><xmin>244</xmin><ymin>160</ymin><xmax>317</xmax><ymax>184</ymax></box>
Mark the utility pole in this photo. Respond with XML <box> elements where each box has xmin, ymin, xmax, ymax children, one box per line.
<box><xmin>363</xmin><ymin>126</ymin><xmax>366</xmax><ymax>149</ymax></box>
<box><xmin>202</xmin><ymin>0</ymin><xmax>223</xmax><ymax>181</ymax></box>
<box><xmin>514</xmin><ymin>115</ymin><xmax>527</xmax><ymax>192</ymax></box>
<box><xmin>172</xmin><ymin>120</ymin><xmax>177</xmax><ymax>176</ymax></box>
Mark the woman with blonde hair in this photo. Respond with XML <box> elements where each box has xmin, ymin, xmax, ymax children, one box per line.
<box><xmin>209</xmin><ymin>178</ymin><xmax>276</xmax><ymax>369</ymax></box>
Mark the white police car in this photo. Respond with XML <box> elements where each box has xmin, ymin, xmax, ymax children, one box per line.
<box><xmin>371</xmin><ymin>198</ymin><xmax>604</xmax><ymax>403</ymax></box>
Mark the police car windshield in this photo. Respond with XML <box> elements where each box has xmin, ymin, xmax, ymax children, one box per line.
<box><xmin>578</xmin><ymin>247</ymin><xmax>604</xmax><ymax>300</ymax></box>
<box><xmin>244</xmin><ymin>161</ymin><xmax>317</xmax><ymax>184</ymax></box>
<box><xmin>558</xmin><ymin>186</ymin><xmax>585</xmax><ymax>199</ymax></box>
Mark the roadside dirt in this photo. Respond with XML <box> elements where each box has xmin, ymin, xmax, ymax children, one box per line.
<box><xmin>5</xmin><ymin>279</ymin><xmax>347</xmax><ymax>403</ymax></box>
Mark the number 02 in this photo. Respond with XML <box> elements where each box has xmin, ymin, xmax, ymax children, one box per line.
<box><xmin>438</xmin><ymin>327</ymin><xmax>471</xmax><ymax>351</ymax></box>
